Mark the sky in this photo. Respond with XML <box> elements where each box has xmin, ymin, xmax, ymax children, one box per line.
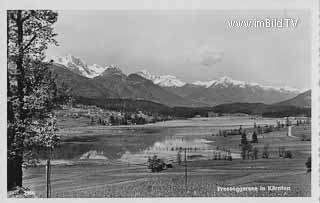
<box><xmin>47</xmin><ymin>10</ymin><xmax>311</xmax><ymax>90</ymax></box>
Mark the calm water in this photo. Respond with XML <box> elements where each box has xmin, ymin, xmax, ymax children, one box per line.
<box><xmin>48</xmin><ymin>117</ymin><xmax>281</xmax><ymax>164</ymax></box>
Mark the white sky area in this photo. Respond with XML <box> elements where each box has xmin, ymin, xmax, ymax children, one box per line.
<box><xmin>47</xmin><ymin>10</ymin><xmax>311</xmax><ymax>90</ymax></box>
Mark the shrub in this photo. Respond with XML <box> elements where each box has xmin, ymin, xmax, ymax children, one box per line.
<box><xmin>241</xmin><ymin>150</ymin><xmax>246</xmax><ymax>160</ymax></box>
<box><xmin>301</xmin><ymin>134</ymin><xmax>311</xmax><ymax>141</ymax></box>
<box><xmin>148</xmin><ymin>155</ymin><xmax>166</xmax><ymax>172</ymax></box>
<box><xmin>166</xmin><ymin>163</ymin><xmax>173</xmax><ymax>168</ymax></box>
<box><xmin>305</xmin><ymin>157</ymin><xmax>311</xmax><ymax>172</ymax></box>
<box><xmin>264</xmin><ymin>127</ymin><xmax>273</xmax><ymax>133</ymax></box>
<box><xmin>284</xmin><ymin>151</ymin><xmax>292</xmax><ymax>159</ymax></box>
<box><xmin>227</xmin><ymin>155</ymin><xmax>233</xmax><ymax>161</ymax></box>
<box><xmin>262</xmin><ymin>144</ymin><xmax>269</xmax><ymax>159</ymax></box>
<box><xmin>278</xmin><ymin>146</ymin><xmax>285</xmax><ymax>157</ymax></box>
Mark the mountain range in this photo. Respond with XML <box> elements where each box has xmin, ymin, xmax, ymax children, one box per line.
<box><xmin>50</xmin><ymin>55</ymin><xmax>309</xmax><ymax>108</ymax></box>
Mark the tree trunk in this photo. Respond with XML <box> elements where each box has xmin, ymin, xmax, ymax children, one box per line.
<box><xmin>7</xmin><ymin>10</ymin><xmax>25</xmax><ymax>191</ymax></box>
<box><xmin>7</xmin><ymin>155</ymin><xmax>23</xmax><ymax>190</ymax></box>
<box><xmin>16</xmin><ymin>10</ymin><xmax>26</xmax><ymax>121</ymax></box>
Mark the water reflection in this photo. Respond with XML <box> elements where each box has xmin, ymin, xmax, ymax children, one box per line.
<box><xmin>118</xmin><ymin>137</ymin><xmax>240</xmax><ymax>164</ymax></box>
<box><xmin>49</xmin><ymin>117</ymin><xmax>277</xmax><ymax>164</ymax></box>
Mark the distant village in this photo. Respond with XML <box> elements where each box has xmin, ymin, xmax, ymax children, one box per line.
<box><xmin>55</xmin><ymin>104</ymin><xmax>173</xmax><ymax>126</ymax></box>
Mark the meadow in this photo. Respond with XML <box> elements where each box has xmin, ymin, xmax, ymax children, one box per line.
<box><xmin>22</xmin><ymin>117</ymin><xmax>311</xmax><ymax>197</ymax></box>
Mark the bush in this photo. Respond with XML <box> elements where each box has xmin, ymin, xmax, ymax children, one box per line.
<box><xmin>263</xmin><ymin>127</ymin><xmax>273</xmax><ymax>133</ymax></box>
<box><xmin>284</xmin><ymin>151</ymin><xmax>292</xmax><ymax>159</ymax></box>
<box><xmin>305</xmin><ymin>157</ymin><xmax>311</xmax><ymax>172</ymax></box>
<box><xmin>241</xmin><ymin>150</ymin><xmax>246</xmax><ymax>160</ymax></box>
<box><xmin>166</xmin><ymin>163</ymin><xmax>173</xmax><ymax>168</ymax></box>
<box><xmin>278</xmin><ymin>147</ymin><xmax>285</xmax><ymax>157</ymax></box>
<box><xmin>262</xmin><ymin>152</ymin><xmax>268</xmax><ymax>159</ymax></box>
<box><xmin>301</xmin><ymin>134</ymin><xmax>311</xmax><ymax>141</ymax></box>
<box><xmin>7</xmin><ymin>187</ymin><xmax>36</xmax><ymax>198</ymax></box>
<box><xmin>148</xmin><ymin>155</ymin><xmax>166</xmax><ymax>172</ymax></box>
<box><xmin>262</xmin><ymin>144</ymin><xmax>269</xmax><ymax>159</ymax></box>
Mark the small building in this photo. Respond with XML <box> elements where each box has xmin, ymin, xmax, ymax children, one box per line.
<box><xmin>208</xmin><ymin>112</ymin><xmax>219</xmax><ymax>117</ymax></box>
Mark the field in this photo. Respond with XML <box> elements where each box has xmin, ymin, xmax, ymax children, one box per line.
<box><xmin>22</xmin><ymin>117</ymin><xmax>311</xmax><ymax>197</ymax></box>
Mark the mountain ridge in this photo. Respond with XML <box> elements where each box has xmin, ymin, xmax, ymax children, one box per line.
<box><xmin>274</xmin><ymin>90</ymin><xmax>311</xmax><ymax>108</ymax></box>
<box><xmin>50</xmin><ymin>54</ymin><xmax>303</xmax><ymax>106</ymax></box>
<box><xmin>51</xmin><ymin>54</ymin><xmax>301</xmax><ymax>93</ymax></box>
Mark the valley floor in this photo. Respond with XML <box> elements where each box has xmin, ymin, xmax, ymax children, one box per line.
<box><xmin>22</xmin><ymin>121</ymin><xmax>311</xmax><ymax>197</ymax></box>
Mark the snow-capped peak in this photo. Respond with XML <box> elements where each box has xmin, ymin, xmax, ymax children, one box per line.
<box><xmin>192</xmin><ymin>80</ymin><xmax>216</xmax><ymax>88</ymax></box>
<box><xmin>101</xmin><ymin>65</ymin><xmax>125</xmax><ymax>76</ymax></box>
<box><xmin>192</xmin><ymin>76</ymin><xmax>300</xmax><ymax>93</ymax></box>
<box><xmin>137</xmin><ymin>69</ymin><xmax>154</xmax><ymax>81</ymax></box>
<box><xmin>193</xmin><ymin>76</ymin><xmax>246</xmax><ymax>88</ymax></box>
<box><xmin>136</xmin><ymin>69</ymin><xmax>186</xmax><ymax>87</ymax></box>
<box><xmin>50</xmin><ymin>55</ymin><xmax>108</xmax><ymax>78</ymax></box>
<box><xmin>214</xmin><ymin>76</ymin><xmax>247</xmax><ymax>87</ymax></box>
<box><xmin>88</xmin><ymin>64</ymin><xmax>104</xmax><ymax>74</ymax></box>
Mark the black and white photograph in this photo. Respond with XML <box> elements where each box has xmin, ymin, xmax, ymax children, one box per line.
<box><xmin>1</xmin><ymin>0</ymin><xmax>319</xmax><ymax>200</ymax></box>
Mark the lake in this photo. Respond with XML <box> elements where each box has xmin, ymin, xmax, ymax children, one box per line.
<box><xmin>46</xmin><ymin>116</ymin><xmax>281</xmax><ymax>165</ymax></box>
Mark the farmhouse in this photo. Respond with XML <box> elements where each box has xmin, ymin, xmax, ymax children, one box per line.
<box><xmin>208</xmin><ymin>112</ymin><xmax>219</xmax><ymax>117</ymax></box>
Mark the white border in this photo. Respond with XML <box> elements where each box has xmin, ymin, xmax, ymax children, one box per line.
<box><xmin>0</xmin><ymin>0</ymin><xmax>319</xmax><ymax>203</ymax></box>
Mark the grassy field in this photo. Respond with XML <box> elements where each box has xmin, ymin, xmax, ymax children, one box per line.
<box><xmin>22</xmin><ymin>120</ymin><xmax>311</xmax><ymax>197</ymax></box>
<box><xmin>25</xmin><ymin>157</ymin><xmax>310</xmax><ymax>197</ymax></box>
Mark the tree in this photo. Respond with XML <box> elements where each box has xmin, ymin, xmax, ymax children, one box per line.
<box><xmin>286</xmin><ymin>117</ymin><xmax>290</xmax><ymax>127</ymax></box>
<box><xmin>245</xmin><ymin>143</ymin><xmax>253</xmax><ymax>159</ymax></box>
<box><xmin>253</xmin><ymin>147</ymin><xmax>258</xmax><ymax>159</ymax></box>
<box><xmin>241</xmin><ymin>148</ymin><xmax>246</xmax><ymax>160</ymax></box>
<box><xmin>241</xmin><ymin>132</ymin><xmax>248</xmax><ymax>145</ymax></box>
<box><xmin>109</xmin><ymin>115</ymin><xmax>115</xmax><ymax>124</ymax></box>
<box><xmin>177</xmin><ymin>150</ymin><xmax>182</xmax><ymax>165</ymax></box>
<box><xmin>239</xmin><ymin>125</ymin><xmax>242</xmax><ymax>133</ymax></box>
<box><xmin>262</xmin><ymin>144</ymin><xmax>269</xmax><ymax>159</ymax></box>
<box><xmin>251</xmin><ymin>131</ymin><xmax>258</xmax><ymax>143</ymax></box>
<box><xmin>7</xmin><ymin>10</ymin><xmax>59</xmax><ymax>190</ymax></box>
<box><xmin>240</xmin><ymin>132</ymin><xmax>251</xmax><ymax>160</ymax></box>
<box><xmin>305</xmin><ymin>156</ymin><xmax>311</xmax><ymax>172</ymax></box>
<box><xmin>257</xmin><ymin>125</ymin><xmax>262</xmax><ymax>134</ymax></box>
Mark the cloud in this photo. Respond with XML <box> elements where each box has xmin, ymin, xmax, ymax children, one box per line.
<box><xmin>186</xmin><ymin>45</ymin><xmax>224</xmax><ymax>67</ymax></box>
<box><xmin>200</xmin><ymin>51</ymin><xmax>224</xmax><ymax>66</ymax></box>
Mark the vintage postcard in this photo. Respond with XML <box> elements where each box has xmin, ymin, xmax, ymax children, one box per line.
<box><xmin>0</xmin><ymin>0</ymin><xmax>319</xmax><ymax>202</ymax></box>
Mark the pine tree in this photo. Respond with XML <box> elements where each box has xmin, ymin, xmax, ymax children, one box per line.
<box><xmin>251</xmin><ymin>131</ymin><xmax>258</xmax><ymax>143</ymax></box>
<box><xmin>262</xmin><ymin>144</ymin><xmax>269</xmax><ymax>159</ymax></box>
<box><xmin>177</xmin><ymin>150</ymin><xmax>182</xmax><ymax>165</ymax></box>
<box><xmin>241</xmin><ymin>132</ymin><xmax>248</xmax><ymax>145</ymax></box>
<box><xmin>7</xmin><ymin>10</ymin><xmax>59</xmax><ymax>190</ymax></box>
<box><xmin>253</xmin><ymin>147</ymin><xmax>258</xmax><ymax>159</ymax></box>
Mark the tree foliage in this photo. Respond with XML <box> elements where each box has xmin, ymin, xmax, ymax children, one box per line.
<box><xmin>251</xmin><ymin>131</ymin><xmax>258</xmax><ymax>143</ymax></box>
<box><xmin>7</xmin><ymin>10</ymin><xmax>59</xmax><ymax>190</ymax></box>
